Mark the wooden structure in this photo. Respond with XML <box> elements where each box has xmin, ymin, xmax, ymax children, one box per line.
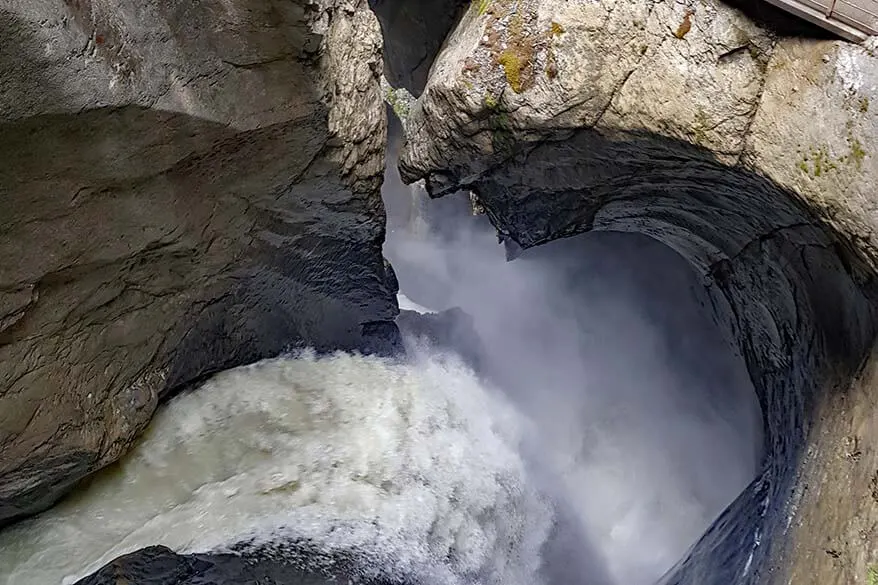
<box><xmin>763</xmin><ymin>0</ymin><xmax>878</xmax><ymax>42</ymax></box>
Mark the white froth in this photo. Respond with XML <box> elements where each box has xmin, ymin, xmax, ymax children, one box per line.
<box><xmin>397</xmin><ymin>293</ymin><xmax>435</xmax><ymax>314</ymax></box>
<box><xmin>0</xmin><ymin>350</ymin><xmax>552</xmax><ymax>585</ymax></box>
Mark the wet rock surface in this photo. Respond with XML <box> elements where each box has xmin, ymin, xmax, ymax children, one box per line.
<box><xmin>0</xmin><ymin>0</ymin><xmax>399</xmax><ymax>527</ymax></box>
<box><xmin>399</xmin><ymin>0</ymin><xmax>878</xmax><ymax>265</ymax></box>
<box><xmin>4</xmin><ymin>0</ymin><xmax>878</xmax><ymax>583</ymax></box>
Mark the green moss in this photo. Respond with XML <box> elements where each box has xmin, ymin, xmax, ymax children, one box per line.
<box><xmin>384</xmin><ymin>86</ymin><xmax>410</xmax><ymax>121</ymax></box>
<box><xmin>545</xmin><ymin>21</ymin><xmax>564</xmax><ymax>79</ymax></box>
<box><xmin>485</xmin><ymin>103</ymin><xmax>514</xmax><ymax>156</ymax></box>
<box><xmin>509</xmin><ymin>6</ymin><xmax>524</xmax><ymax>37</ymax></box>
<box><xmin>812</xmin><ymin>147</ymin><xmax>836</xmax><ymax>176</ymax></box>
<box><xmin>495</xmin><ymin>7</ymin><xmax>536</xmax><ymax>93</ymax></box>
<box><xmin>798</xmin><ymin>145</ymin><xmax>838</xmax><ymax>178</ymax></box>
<box><xmin>494</xmin><ymin>111</ymin><xmax>511</xmax><ymax>129</ymax></box>
<box><xmin>692</xmin><ymin>108</ymin><xmax>710</xmax><ymax>145</ymax></box>
<box><xmin>491</xmin><ymin>127</ymin><xmax>515</xmax><ymax>156</ymax></box>
<box><xmin>484</xmin><ymin>94</ymin><xmax>499</xmax><ymax>109</ymax></box>
<box><xmin>860</xmin><ymin>97</ymin><xmax>870</xmax><ymax>113</ymax></box>
<box><xmin>498</xmin><ymin>50</ymin><xmax>525</xmax><ymax>92</ymax></box>
<box><xmin>748</xmin><ymin>44</ymin><xmax>761</xmax><ymax>60</ymax></box>
<box><xmin>848</xmin><ymin>137</ymin><xmax>866</xmax><ymax>170</ymax></box>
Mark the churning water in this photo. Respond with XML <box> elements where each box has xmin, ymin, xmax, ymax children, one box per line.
<box><xmin>380</xmin><ymin>123</ymin><xmax>763</xmax><ymax>585</ymax></box>
<box><xmin>0</xmin><ymin>349</ymin><xmax>553</xmax><ymax>585</ymax></box>
<box><xmin>0</xmin><ymin>131</ymin><xmax>763</xmax><ymax>585</ymax></box>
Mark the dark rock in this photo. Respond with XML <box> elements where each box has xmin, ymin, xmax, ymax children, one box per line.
<box><xmin>397</xmin><ymin>306</ymin><xmax>485</xmax><ymax>371</ymax></box>
<box><xmin>407</xmin><ymin>126</ymin><xmax>878</xmax><ymax>585</ymax></box>
<box><xmin>73</xmin><ymin>545</ymin><xmax>393</xmax><ymax>585</ymax></box>
<box><xmin>446</xmin><ymin>129</ymin><xmax>878</xmax><ymax>585</ymax></box>
<box><xmin>368</xmin><ymin>0</ymin><xmax>469</xmax><ymax>96</ymax></box>
<box><xmin>394</xmin><ymin>9</ymin><xmax>878</xmax><ymax>573</ymax></box>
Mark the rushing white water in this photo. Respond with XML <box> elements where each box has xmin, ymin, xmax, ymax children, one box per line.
<box><xmin>382</xmin><ymin>159</ymin><xmax>763</xmax><ymax>585</ymax></box>
<box><xmin>0</xmin><ymin>349</ymin><xmax>553</xmax><ymax>585</ymax></box>
<box><xmin>397</xmin><ymin>293</ymin><xmax>434</xmax><ymax>314</ymax></box>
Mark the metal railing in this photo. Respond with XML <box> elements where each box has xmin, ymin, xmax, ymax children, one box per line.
<box><xmin>763</xmin><ymin>0</ymin><xmax>877</xmax><ymax>41</ymax></box>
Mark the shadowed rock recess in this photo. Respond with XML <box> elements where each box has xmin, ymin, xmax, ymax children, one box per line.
<box><xmin>368</xmin><ymin>0</ymin><xmax>470</xmax><ymax>96</ymax></box>
<box><xmin>0</xmin><ymin>0</ymin><xmax>400</xmax><ymax>529</ymax></box>
<box><xmin>390</xmin><ymin>0</ymin><xmax>878</xmax><ymax>584</ymax></box>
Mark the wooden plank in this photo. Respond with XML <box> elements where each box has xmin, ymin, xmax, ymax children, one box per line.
<box><xmin>763</xmin><ymin>0</ymin><xmax>875</xmax><ymax>42</ymax></box>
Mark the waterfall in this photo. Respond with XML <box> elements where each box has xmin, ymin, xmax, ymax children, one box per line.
<box><xmin>0</xmin><ymin>349</ymin><xmax>552</xmax><ymax>585</ymax></box>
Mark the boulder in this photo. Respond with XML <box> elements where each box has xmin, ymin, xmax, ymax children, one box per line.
<box><xmin>400</xmin><ymin>0</ymin><xmax>877</xmax><ymax>266</ymax></box>
<box><xmin>72</xmin><ymin>545</ymin><xmax>390</xmax><ymax>585</ymax></box>
<box><xmin>0</xmin><ymin>0</ymin><xmax>399</xmax><ymax>526</ymax></box>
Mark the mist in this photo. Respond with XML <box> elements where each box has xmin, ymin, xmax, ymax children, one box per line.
<box><xmin>382</xmin><ymin>120</ymin><xmax>764</xmax><ymax>585</ymax></box>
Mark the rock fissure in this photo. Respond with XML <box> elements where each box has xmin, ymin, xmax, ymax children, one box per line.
<box><xmin>1</xmin><ymin>1</ymin><xmax>877</xmax><ymax>584</ymax></box>
<box><xmin>709</xmin><ymin>222</ymin><xmax>815</xmax><ymax>273</ymax></box>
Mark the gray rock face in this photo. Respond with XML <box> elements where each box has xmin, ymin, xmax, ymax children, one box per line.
<box><xmin>399</xmin><ymin>0</ymin><xmax>877</xmax><ymax>264</ymax></box>
<box><xmin>393</xmin><ymin>0</ymin><xmax>878</xmax><ymax>583</ymax></box>
<box><xmin>0</xmin><ymin>0</ymin><xmax>399</xmax><ymax>526</ymax></box>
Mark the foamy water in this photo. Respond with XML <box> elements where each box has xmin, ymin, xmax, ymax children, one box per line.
<box><xmin>397</xmin><ymin>293</ymin><xmax>434</xmax><ymax>314</ymax></box>
<box><xmin>0</xmin><ymin>350</ymin><xmax>553</xmax><ymax>585</ymax></box>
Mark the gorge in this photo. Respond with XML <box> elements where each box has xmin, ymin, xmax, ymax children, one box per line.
<box><xmin>1</xmin><ymin>0</ymin><xmax>878</xmax><ymax>584</ymax></box>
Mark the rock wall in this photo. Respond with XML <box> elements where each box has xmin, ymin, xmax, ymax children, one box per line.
<box><xmin>0</xmin><ymin>0</ymin><xmax>399</xmax><ymax>526</ymax></box>
<box><xmin>393</xmin><ymin>0</ymin><xmax>878</xmax><ymax>583</ymax></box>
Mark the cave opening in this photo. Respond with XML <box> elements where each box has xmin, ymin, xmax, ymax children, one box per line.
<box><xmin>381</xmin><ymin>80</ymin><xmax>878</xmax><ymax>583</ymax></box>
<box><xmin>383</xmin><ymin>116</ymin><xmax>767</xmax><ymax>585</ymax></box>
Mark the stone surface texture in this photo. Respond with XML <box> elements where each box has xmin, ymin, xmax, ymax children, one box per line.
<box><xmin>400</xmin><ymin>0</ymin><xmax>877</xmax><ymax>265</ymax></box>
<box><xmin>0</xmin><ymin>0</ymin><xmax>398</xmax><ymax>526</ymax></box>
